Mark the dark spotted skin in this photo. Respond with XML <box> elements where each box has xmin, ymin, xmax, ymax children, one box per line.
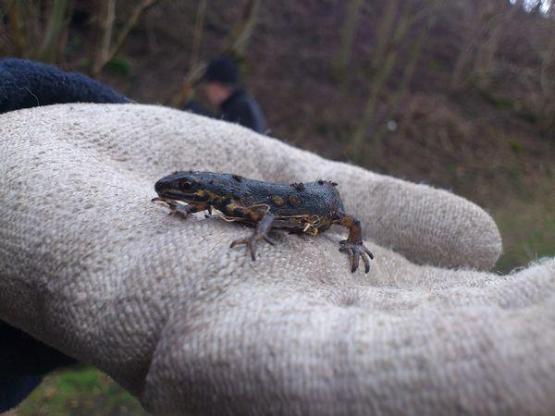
<box><xmin>153</xmin><ymin>171</ymin><xmax>374</xmax><ymax>273</ymax></box>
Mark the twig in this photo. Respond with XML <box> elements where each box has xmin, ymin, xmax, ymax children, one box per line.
<box><xmin>95</xmin><ymin>0</ymin><xmax>116</xmax><ymax>75</ymax></box>
<box><xmin>227</xmin><ymin>0</ymin><xmax>261</xmax><ymax>57</ymax></box>
<box><xmin>91</xmin><ymin>0</ymin><xmax>161</xmax><ymax>76</ymax></box>
<box><xmin>168</xmin><ymin>0</ymin><xmax>208</xmax><ymax>108</ymax></box>
<box><xmin>109</xmin><ymin>0</ymin><xmax>160</xmax><ymax>62</ymax></box>
<box><xmin>334</xmin><ymin>0</ymin><xmax>364</xmax><ymax>84</ymax></box>
<box><xmin>38</xmin><ymin>0</ymin><xmax>69</xmax><ymax>62</ymax></box>
<box><xmin>189</xmin><ymin>0</ymin><xmax>207</xmax><ymax>72</ymax></box>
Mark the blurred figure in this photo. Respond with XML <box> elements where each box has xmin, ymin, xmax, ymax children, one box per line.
<box><xmin>186</xmin><ymin>56</ymin><xmax>267</xmax><ymax>134</ymax></box>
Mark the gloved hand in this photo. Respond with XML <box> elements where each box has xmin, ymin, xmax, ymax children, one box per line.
<box><xmin>0</xmin><ymin>103</ymin><xmax>553</xmax><ymax>416</ymax></box>
<box><xmin>0</xmin><ymin>57</ymin><xmax>130</xmax><ymax>413</ymax></box>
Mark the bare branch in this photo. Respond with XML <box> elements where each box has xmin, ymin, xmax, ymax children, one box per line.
<box><xmin>189</xmin><ymin>0</ymin><xmax>207</xmax><ymax>73</ymax></box>
<box><xmin>91</xmin><ymin>0</ymin><xmax>161</xmax><ymax>76</ymax></box>
<box><xmin>38</xmin><ymin>0</ymin><xmax>70</xmax><ymax>63</ymax></box>
<box><xmin>227</xmin><ymin>0</ymin><xmax>261</xmax><ymax>58</ymax></box>
<box><xmin>110</xmin><ymin>0</ymin><xmax>160</xmax><ymax>62</ymax></box>
<box><xmin>168</xmin><ymin>0</ymin><xmax>208</xmax><ymax>108</ymax></box>
<box><xmin>91</xmin><ymin>0</ymin><xmax>116</xmax><ymax>76</ymax></box>
<box><xmin>350</xmin><ymin>0</ymin><xmax>413</xmax><ymax>159</ymax></box>
<box><xmin>334</xmin><ymin>0</ymin><xmax>364</xmax><ymax>83</ymax></box>
<box><xmin>6</xmin><ymin>1</ymin><xmax>26</xmax><ymax>56</ymax></box>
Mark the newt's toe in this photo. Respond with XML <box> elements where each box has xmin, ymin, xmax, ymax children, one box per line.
<box><xmin>339</xmin><ymin>240</ymin><xmax>373</xmax><ymax>274</ymax></box>
<box><xmin>230</xmin><ymin>238</ymin><xmax>257</xmax><ymax>261</ymax></box>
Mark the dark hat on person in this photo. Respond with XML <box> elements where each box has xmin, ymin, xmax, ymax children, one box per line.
<box><xmin>202</xmin><ymin>56</ymin><xmax>240</xmax><ymax>85</ymax></box>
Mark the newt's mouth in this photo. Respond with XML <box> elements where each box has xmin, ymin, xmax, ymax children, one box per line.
<box><xmin>152</xmin><ymin>188</ymin><xmax>207</xmax><ymax>207</ymax></box>
<box><xmin>154</xmin><ymin>190</ymin><xmax>196</xmax><ymax>200</ymax></box>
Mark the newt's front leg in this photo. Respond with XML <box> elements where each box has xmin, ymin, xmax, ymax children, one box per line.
<box><xmin>336</xmin><ymin>215</ymin><xmax>374</xmax><ymax>273</ymax></box>
<box><xmin>230</xmin><ymin>212</ymin><xmax>275</xmax><ymax>261</ymax></box>
<box><xmin>152</xmin><ymin>197</ymin><xmax>208</xmax><ymax>219</ymax></box>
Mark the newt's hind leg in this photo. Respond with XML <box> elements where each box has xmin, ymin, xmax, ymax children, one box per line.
<box><xmin>230</xmin><ymin>212</ymin><xmax>275</xmax><ymax>261</ymax></box>
<box><xmin>336</xmin><ymin>214</ymin><xmax>374</xmax><ymax>273</ymax></box>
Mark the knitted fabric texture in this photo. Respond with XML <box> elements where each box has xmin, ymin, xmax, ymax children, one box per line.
<box><xmin>0</xmin><ymin>104</ymin><xmax>553</xmax><ymax>415</ymax></box>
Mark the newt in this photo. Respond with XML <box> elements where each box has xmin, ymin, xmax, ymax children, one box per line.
<box><xmin>153</xmin><ymin>171</ymin><xmax>373</xmax><ymax>273</ymax></box>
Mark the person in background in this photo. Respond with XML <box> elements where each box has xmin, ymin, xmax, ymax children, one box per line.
<box><xmin>185</xmin><ymin>56</ymin><xmax>267</xmax><ymax>134</ymax></box>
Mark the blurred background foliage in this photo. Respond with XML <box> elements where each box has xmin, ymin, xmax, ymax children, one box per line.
<box><xmin>1</xmin><ymin>0</ymin><xmax>554</xmax><ymax>414</ymax></box>
<box><xmin>12</xmin><ymin>367</ymin><xmax>148</xmax><ymax>415</ymax></box>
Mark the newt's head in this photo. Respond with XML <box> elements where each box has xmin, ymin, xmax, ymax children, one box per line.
<box><xmin>155</xmin><ymin>170</ymin><xmax>242</xmax><ymax>204</ymax></box>
<box><xmin>154</xmin><ymin>171</ymin><xmax>212</xmax><ymax>203</ymax></box>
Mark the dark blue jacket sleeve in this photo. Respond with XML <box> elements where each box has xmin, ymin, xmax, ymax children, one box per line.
<box><xmin>0</xmin><ymin>58</ymin><xmax>129</xmax><ymax>113</ymax></box>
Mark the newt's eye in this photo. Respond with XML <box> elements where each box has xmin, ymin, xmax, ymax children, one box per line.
<box><xmin>180</xmin><ymin>181</ymin><xmax>192</xmax><ymax>190</ymax></box>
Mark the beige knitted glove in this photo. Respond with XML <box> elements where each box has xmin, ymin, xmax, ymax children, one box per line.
<box><xmin>1</xmin><ymin>104</ymin><xmax>553</xmax><ymax>415</ymax></box>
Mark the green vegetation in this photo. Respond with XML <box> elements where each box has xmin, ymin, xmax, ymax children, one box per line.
<box><xmin>105</xmin><ymin>57</ymin><xmax>132</xmax><ymax>77</ymax></box>
<box><xmin>15</xmin><ymin>367</ymin><xmax>148</xmax><ymax>416</ymax></box>
<box><xmin>493</xmin><ymin>188</ymin><xmax>555</xmax><ymax>273</ymax></box>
